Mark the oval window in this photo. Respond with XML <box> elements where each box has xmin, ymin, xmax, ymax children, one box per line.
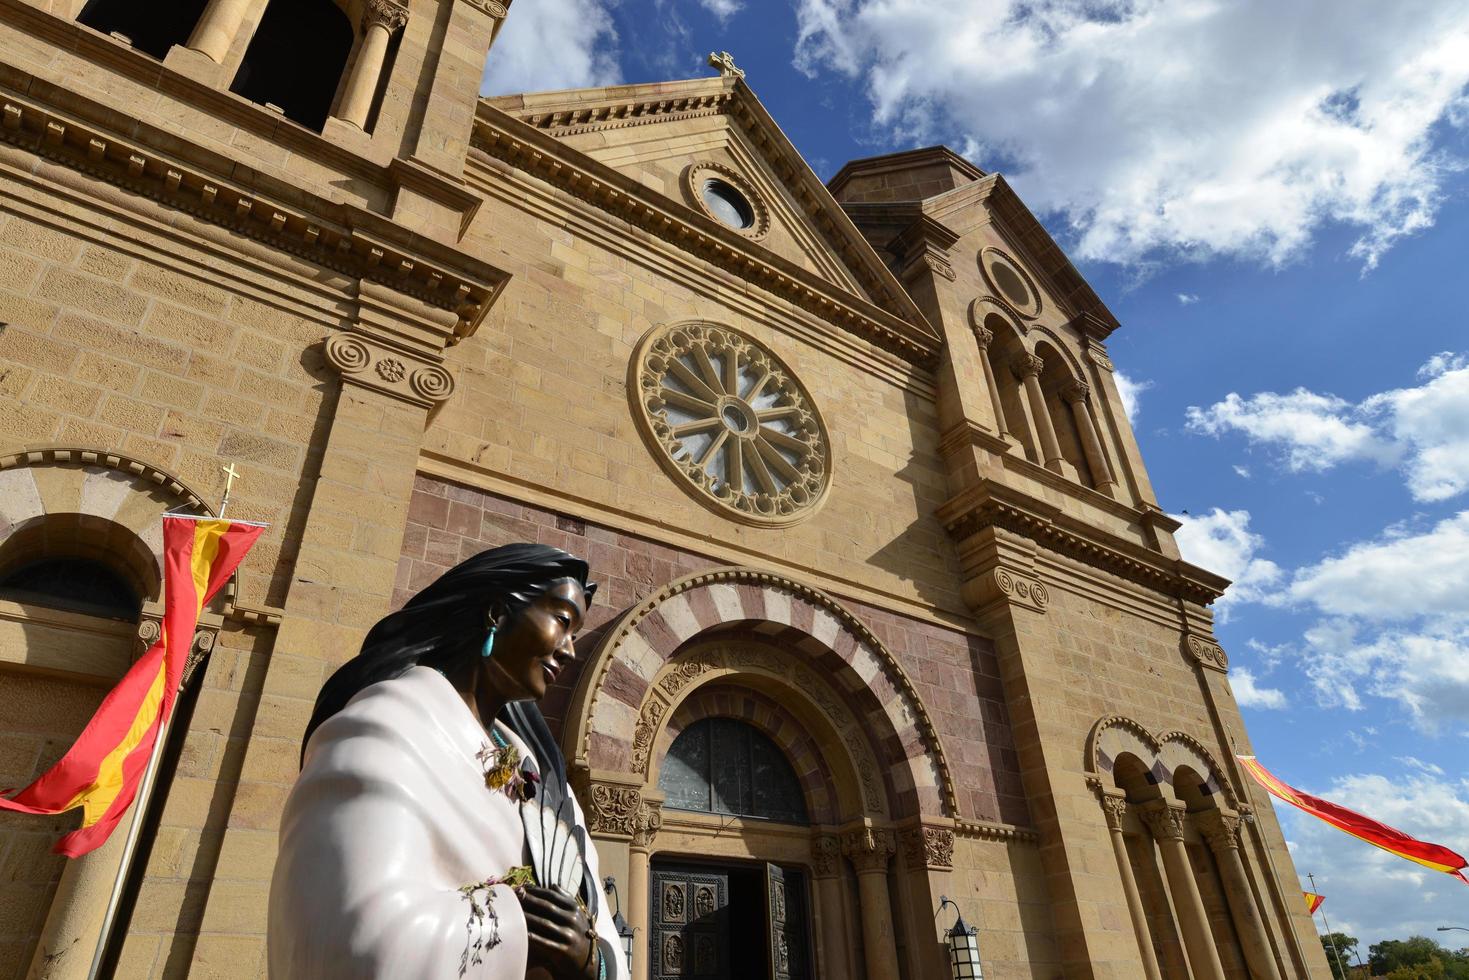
<box><xmin>992</xmin><ymin>261</ymin><xmax>1032</xmax><ymax>309</ymax></box>
<box><xmin>701</xmin><ymin>179</ymin><xmax>754</xmax><ymax>230</ymax></box>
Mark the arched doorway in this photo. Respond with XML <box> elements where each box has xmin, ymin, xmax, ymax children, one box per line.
<box><xmin>566</xmin><ymin>568</ymin><xmax>958</xmax><ymax>980</ymax></box>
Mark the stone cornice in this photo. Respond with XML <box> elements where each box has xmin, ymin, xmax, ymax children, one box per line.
<box><xmin>0</xmin><ymin>81</ymin><xmax>505</xmax><ymax>345</ymax></box>
<box><xmin>939</xmin><ymin>479</ymin><xmax>1229</xmax><ymax>605</ymax></box>
<box><xmin>890</xmin><ymin>213</ymin><xmax>961</xmax><ymax>283</ymax></box>
<box><xmin>471</xmin><ymin>102</ymin><xmax>941</xmax><ymax>367</ymax></box>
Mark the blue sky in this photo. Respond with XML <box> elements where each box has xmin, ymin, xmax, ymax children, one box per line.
<box><xmin>482</xmin><ymin>0</ymin><xmax>1469</xmax><ymax>951</ymax></box>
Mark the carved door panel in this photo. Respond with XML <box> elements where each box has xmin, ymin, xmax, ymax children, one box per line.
<box><xmin>765</xmin><ymin>864</ymin><xmax>811</xmax><ymax>980</ymax></box>
<box><xmin>651</xmin><ymin>867</ymin><xmax>728</xmax><ymax>980</ymax></box>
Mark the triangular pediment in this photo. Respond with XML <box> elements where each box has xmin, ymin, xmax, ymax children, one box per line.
<box><xmin>483</xmin><ymin>78</ymin><xmax>924</xmax><ymax>326</ymax></box>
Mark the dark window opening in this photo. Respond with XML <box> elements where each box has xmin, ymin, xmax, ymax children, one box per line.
<box><xmin>230</xmin><ymin>0</ymin><xmax>354</xmax><ymax>132</ymax></box>
<box><xmin>0</xmin><ymin>557</ymin><xmax>140</xmax><ymax>620</ymax></box>
<box><xmin>659</xmin><ymin>717</ymin><xmax>809</xmax><ymax>823</ymax></box>
<box><xmin>77</xmin><ymin>0</ymin><xmax>210</xmax><ymax>60</ymax></box>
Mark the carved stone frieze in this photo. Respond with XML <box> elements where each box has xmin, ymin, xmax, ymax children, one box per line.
<box><xmin>1085</xmin><ymin>343</ymin><xmax>1115</xmax><ymax>372</ymax></box>
<box><xmin>586</xmin><ymin>783</ymin><xmax>642</xmax><ymax>837</ymax></box>
<box><xmin>811</xmin><ymin>835</ymin><xmax>841</xmax><ymax>877</ymax></box>
<box><xmin>1185</xmin><ymin>633</ymin><xmax>1229</xmax><ymax>672</ymax></box>
<box><xmin>459</xmin><ymin>0</ymin><xmax>509</xmax><ymax>16</ymax></box>
<box><xmin>899</xmin><ymin>826</ymin><xmax>955</xmax><ymax>869</ymax></box>
<box><xmin>628</xmin><ymin>697</ymin><xmax>667</xmax><ymax>775</ymax></box>
<box><xmin>631</xmin><ymin>799</ymin><xmax>663</xmax><ymax>850</ymax></box>
<box><xmin>841</xmin><ymin>828</ymin><xmax>895</xmax><ymax>873</ymax></box>
<box><xmin>324</xmin><ymin>333</ymin><xmax>456</xmax><ymax>407</ymax></box>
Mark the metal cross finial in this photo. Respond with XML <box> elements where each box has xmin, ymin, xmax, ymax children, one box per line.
<box><xmin>707</xmin><ymin>51</ymin><xmax>745</xmax><ymax>80</ymax></box>
<box><xmin>219</xmin><ymin>462</ymin><xmax>240</xmax><ymax>519</ymax></box>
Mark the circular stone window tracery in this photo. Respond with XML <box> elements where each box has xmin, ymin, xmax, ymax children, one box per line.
<box><xmin>631</xmin><ymin>323</ymin><xmax>831</xmax><ymax>526</ymax></box>
<box><xmin>683</xmin><ymin>163</ymin><xmax>770</xmax><ymax>241</ymax></box>
<box><xmin>979</xmin><ymin>247</ymin><xmax>1042</xmax><ymax>318</ymax></box>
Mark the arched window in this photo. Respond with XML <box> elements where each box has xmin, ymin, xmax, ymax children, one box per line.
<box><xmin>230</xmin><ymin>0</ymin><xmax>354</xmax><ymax>131</ymax></box>
<box><xmin>1035</xmin><ymin>341</ymin><xmax>1096</xmax><ymax>486</ymax></box>
<box><xmin>77</xmin><ymin>0</ymin><xmax>210</xmax><ymax>59</ymax></box>
<box><xmin>0</xmin><ymin>556</ymin><xmax>140</xmax><ymax>620</ymax></box>
<box><xmin>658</xmin><ymin>718</ymin><xmax>809</xmax><ymax>823</ymax></box>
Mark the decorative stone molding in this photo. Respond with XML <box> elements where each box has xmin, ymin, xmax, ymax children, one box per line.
<box><xmin>841</xmin><ymin>828</ymin><xmax>895</xmax><ymax>873</ymax></box>
<box><xmin>1085</xmin><ymin>343</ymin><xmax>1115</xmax><ymax>372</ymax></box>
<box><xmin>628</xmin><ymin>696</ymin><xmax>668</xmax><ymax>775</ymax></box>
<box><xmin>811</xmin><ymin>835</ymin><xmax>841</xmax><ymax>877</ymax></box>
<box><xmin>586</xmin><ymin>783</ymin><xmax>643</xmax><ymax>837</ymax></box>
<box><xmin>938</xmin><ymin>479</ymin><xmax>1230</xmax><ymax>606</ymax></box>
<box><xmin>953</xmin><ymin>818</ymin><xmax>1038</xmax><ymax>844</ymax></box>
<box><xmin>1139</xmin><ymin>803</ymin><xmax>1186</xmax><ymax>842</ymax></box>
<box><xmin>1186</xmin><ymin>633</ymin><xmax>1230</xmax><ymax>672</ymax></box>
<box><xmin>471</xmin><ymin>107</ymin><xmax>938</xmax><ymax>367</ymax></box>
<box><xmin>899</xmin><ymin>826</ymin><xmax>955</xmax><ymax>869</ymax></box>
<box><xmin>363</xmin><ymin>0</ymin><xmax>409</xmax><ymax>30</ymax></box>
<box><xmin>890</xmin><ymin>215</ymin><xmax>961</xmax><ymax>284</ymax></box>
<box><xmin>631</xmin><ymin>322</ymin><xmax>831</xmax><ymax>527</ymax></box>
<box><xmin>953</xmin><ymin>525</ymin><xmax>1050</xmax><ymax>616</ymax></box>
<box><xmin>980</xmin><ymin>247</ymin><xmax>1043</xmax><ymax>319</ymax></box>
<box><xmin>682</xmin><ymin>162</ymin><xmax>769</xmax><ymax>241</ymax></box>
<box><xmin>460</xmin><ymin>0</ymin><xmax>509</xmax><ymax>16</ymax></box>
<box><xmin>0</xmin><ymin>95</ymin><xmax>502</xmax><ymax>343</ymax></box>
<box><xmin>631</xmin><ymin>799</ymin><xmax>663</xmax><ymax>851</ymax></box>
<box><xmin>1087</xmin><ymin>715</ymin><xmax>1240</xmax><ymax>811</ymax></box>
<box><xmin>570</xmin><ymin>567</ymin><xmax>958</xmax><ymax>818</ymax></box>
<box><xmin>324</xmin><ymin>332</ymin><xmax>456</xmax><ymax>407</ymax></box>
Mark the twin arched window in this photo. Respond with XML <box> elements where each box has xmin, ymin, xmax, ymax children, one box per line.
<box><xmin>658</xmin><ymin>717</ymin><xmax>809</xmax><ymax>824</ymax></box>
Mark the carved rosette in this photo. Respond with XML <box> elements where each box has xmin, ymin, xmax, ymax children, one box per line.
<box><xmin>587</xmin><ymin>783</ymin><xmax>642</xmax><ymax>837</ymax></box>
<box><xmin>1139</xmin><ymin>804</ymin><xmax>1186</xmax><ymax>843</ymax></box>
<box><xmin>899</xmin><ymin>826</ymin><xmax>955</xmax><ymax>869</ymax></box>
<box><xmin>841</xmin><ymin>828</ymin><xmax>895</xmax><ymax>874</ymax></box>
<box><xmin>1185</xmin><ymin>634</ymin><xmax>1230</xmax><ymax>672</ymax></box>
<box><xmin>632</xmin><ymin>322</ymin><xmax>830</xmax><ymax>526</ymax></box>
<box><xmin>811</xmin><ymin>835</ymin><xmax>841</xmax><ymax>877</ymax></box>
<box><xmin>968</xmin><ymin>565</ymin><xmax>1050</xmax><ymax>615</ymax></box>
<box><xmin>136</xmin><ymin>616</ymin><xmax>162</xmax><ymax>657</ymax></box>
<box><xmin>324</xmin><ymin>332</ymin><xmax>456</xmax><ymax>407</ymax></box>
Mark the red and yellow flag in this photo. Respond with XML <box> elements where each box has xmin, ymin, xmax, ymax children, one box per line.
<box><xmin>1304</xmin><ymin>892</ymin><xmax>1325</xmax><ymax>915</ymax></box>
<box><xmin>0</xmin><ymin>516</ymin><xmax>263</xmax><ymax>856</ymax></box>
<box><xmin>1239</xmin><ymin>755</ymin><xmax>1469</xmax><ymax>885</ymax></box>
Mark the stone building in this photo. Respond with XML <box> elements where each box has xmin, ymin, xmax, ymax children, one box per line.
<box><xmin>0</xmin><ymin>1</ymin><xmax>1329</xmax><ymax>977</ymax></box>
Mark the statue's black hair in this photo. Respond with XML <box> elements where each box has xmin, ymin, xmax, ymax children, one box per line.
<box><xmin>301</xmin><ymin>542</ymin><xmax>597</xmax><ymax>787</ymax></box>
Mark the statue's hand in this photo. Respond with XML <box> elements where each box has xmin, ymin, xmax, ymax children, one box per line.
<box><xmin>520</xmin><ymin>885</ymin><xmax>599</xmax><ymax>980</ymax></box>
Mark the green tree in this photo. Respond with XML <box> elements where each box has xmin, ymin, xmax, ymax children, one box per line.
<box><xmin>1320</xmin><ymin>932</ymin><xmax>1358</xmax><ymax>979</ymax></box>
<box><xmin>1385</xmin><ymin>956</ymin><xmax>1446</xmax><ymax>980</ymax></box>
<box><xmin>1373</xmin><ymin>937</ymin><xmax>1452</xmax><ymax>975</ymax></box>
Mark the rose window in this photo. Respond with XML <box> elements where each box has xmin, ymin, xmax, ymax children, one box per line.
<box><xmin>632</xmin><ymin>323</ymin><xmax>830</xmax><ymax>526</ymax></box>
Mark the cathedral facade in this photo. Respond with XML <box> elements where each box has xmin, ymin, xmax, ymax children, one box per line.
<box><xmin>0</xmin><ymin>1</ymin><xmax>1329</xmax><ymax>977</ymax></box>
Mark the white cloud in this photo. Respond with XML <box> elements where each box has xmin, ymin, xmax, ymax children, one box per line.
<box><xmin>1187</xmin><ymin>353</ymin><xmax>1469</xmax><ymax>501</ymax></box>
<box><xmin>1171</xmin><ymin>508</ymin><xmax>1281</xmax><ymax>618</ymax></box>
<box><xmin>1176</xmin><ymin>293</ymin><xmax>1200</xmax><ymax>305</ymax></box>
<box><xmin>698</xmin><ymin>0</ymin><xmax>743</xmax><ymax>20</ymax></box>
<box><xmin>1279</xmin><ymin>771</ymin><xmax>1469</xmax><ymax>950</ymax></box>
<box><xmin>1233</xmin><ymin>465</ymin><xmax>1250</xmax><ymax>479</ymax></box>
<box><xmin>1113</xmin><ymin>371</ymin><xmax>1151</xmax><ymax>425</ymax></box>
<box><xmin>1280</xmin><ymin>513</ymin><xmax>1469</xmax><ymax>730</ymax></box>
<box><xmin>481</xmin><ymin>0</ymin><xmax>620</xmax><ymax>96</ymax></box>
<box><xmin>1230</xmin><ymin>667</ymin><xmax>1287</xmax><ymax>709</ymax></box>
<box><xmin>792</xmin><ymin>0</ymin><xmax>1469</xmax><ymax>269</ymax></box>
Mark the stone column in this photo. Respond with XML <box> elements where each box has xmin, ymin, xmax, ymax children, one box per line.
<box><xmin>1200</xmin><ymin>811</ymin><xmax>1282</xmax><ymax>980</ymax></box>
<box><xmin>842</xmin><ymin>828</ymin><xmax>901</xmax><ymax>980</ymax></box>
<box><xmin>1140</xmin><ymin>803</ymin><xmax>1227</xmax><ymax>980</ymax></box>
<box><xmin>336</xmin><ymin>0</ymin><xmax>409</xmax><ymax>130</ymax></box>
<box><xmin>811</xmin><ymin>836</ymin><xmax>851</xmax><ymax>980</ymax></box>
<box><xmin>1061</xmin><ymin>379</ymin><xmax>1117</xmax><ymax>495</ymax></box>
<box><xmin>184</xmin><ymin>0</ymin><xmax>256</xmax><ymax>63</ymax></box>
<box><xmin>972</xmin><ymin>326</ymin><xmax>1012</xmax><ymax>439</ymax></box>
<box><xmin>1100</xmin><ymin>794</ymin><xmax>1164</xmax><ymax>980</ymax></box>
<box><xmin>628</xmin><ymin>800</ymin><xmax>661</xmax><ymax>980</ymax></box>
<box><xmin>1012</xmin><ymin>353</ymin><xmax>1067</xmax><ymax>474</ymax></box>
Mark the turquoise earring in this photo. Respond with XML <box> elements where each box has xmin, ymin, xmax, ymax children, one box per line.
<box><xmin>481</xmin><ymin>624</ymin><xmax>497</xmax><ymax>659</ymax></box>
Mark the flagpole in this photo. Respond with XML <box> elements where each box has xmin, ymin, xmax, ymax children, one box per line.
<box><xmin>1309</xmin><ymin>872</ymin><xmax>1348</xmax><ymax>979</ymax></box>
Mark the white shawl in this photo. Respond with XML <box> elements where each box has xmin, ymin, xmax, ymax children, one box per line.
<box><xmin>268</xmin><ymin>666</ymin><xmax>628</xmax><ymax>979</ymax></box>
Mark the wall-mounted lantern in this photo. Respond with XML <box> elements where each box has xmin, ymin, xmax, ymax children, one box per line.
<box><xmin>603</xmin><ymin>875</ymin><xmax>636</xmax><ymax>971</ymax></box>
<box><xmin>938</xmin><ymin>895</ymin><xmax>984</xmax><ymax>979</ymax></box>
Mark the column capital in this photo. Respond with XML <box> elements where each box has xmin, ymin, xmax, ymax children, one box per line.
<box><xmin>364</xmin><ymin>0</ymin><xmax>409</xmax><ymax>31</ymax></box>
<box><xmin>972</xmin><ymin>324</ymin><xmax>994</xmax><ymax>349</ymax></box>
<box><xmin>899</xmin><ymin>825</ymin><xmax>955</xmax><ymax>870</ymax></box>
<box><xmin>812</xmin><ymin>835</ymin><xmax>841</xmax><ymax>878</ymax></box>
<box><xmin>1197</xmin><ymin>811</ymin><xmax>1242</xmax><ymax>852</ymax></box>
<box><xmin>841</xmin><ymin>827</ymin><xmax>895</xmax><ymax>873</ymax></box>
<box><xmin>1099</xmin><ymin>792</ymin><xmax>1130</xmax><ymax>831</ymax></box>
<box><xmin>1139</xmin><ymin>802</ymin><xmax>1186</xmax><ymax>842</ymax></box>
<box><xmin>1061</xmin><ymin>378</ymin><xmax>1091</xmax><ymax>404</ymax></box>
<box><xmin>1011</xmin><ymin>352</ymin><xmax>1044</xmax><ymax>379</ymax></box>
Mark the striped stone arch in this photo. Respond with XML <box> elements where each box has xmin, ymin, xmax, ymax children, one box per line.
<box><xmin>0</xmin><ymin>447</ymin><xmax>215</xmax><ymax>603</ymax></box>
<box><xmin>566</xmin><ymin>568</ymin><xmax>958</xmax><ymax>818</ymax></box>
<box><xmin>1086</xmin><ymin>715</ymin><xmax>1240</xmax><ymax>810</ymax></box>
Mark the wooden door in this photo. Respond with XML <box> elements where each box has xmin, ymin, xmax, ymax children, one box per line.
<box><xmin>766</xmin><ymin>863</ymin><xmax>812</xmax><ymax>980</ymax></box>
<box><xmin>651</xmin><ymin>866</ymin><xmax>729</xmax><ymax>980</ymax></box>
